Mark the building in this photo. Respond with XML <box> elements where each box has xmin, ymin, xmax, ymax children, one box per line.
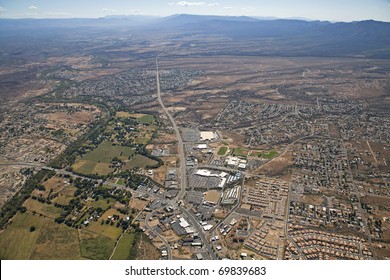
<box><xmin>200</xmin><ymin>131</ymin><xmax>217</xmax><ymax>141</ymax></box>
<box><xmin>204</xmin><ymin>190</ymin><xmax>221</xmax><ymax>205</ymax></box>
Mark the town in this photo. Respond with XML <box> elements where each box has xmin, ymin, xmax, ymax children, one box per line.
<box><xmin>0</xmin><ymin>23</ymin><xmax>389</xmax><ymax>261</ymax></box>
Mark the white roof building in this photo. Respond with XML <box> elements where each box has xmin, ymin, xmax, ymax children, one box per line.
<box><xmin>203</xmin><ymin>224</ymin><xmax>213</xmax><ymax>231</ymax></box>
<box><xmin>200</xmin><ymin>131</ymin><xmax>217</xmax><ymax>141</ymax></box>
<box><xmin>179</xmin><ymin>217</ymin><xmax>190</xmax><ymax>228</ymax></box>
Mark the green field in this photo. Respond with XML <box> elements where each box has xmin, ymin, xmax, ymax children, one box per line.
<box><xmin>0</xmin><ymin>212</ymin><xmax>45</xmax><ymax>259</ymax></box>
<box><xmin>83</xmin><ymin>141</ymin><xmax>135</xmax><ymax>162</ymax></box>
<box><xmin>90</xmin><ymin>197</ymin><xmax>115</xmax><ymax>211</ymax></box>
<box><xmin>262</xmin><ymin>150</ymin><xmax>278</xmax><ymax>159</ymax></box>
<box><xmin>79</xmin><ymin>230</ymin><xmax>116</xmax><ymax>260</ymax></box>
<box><xmin>124</xmin><ymin>154</ymin><xmax>158</xmax><ymax>170</ymax></box>
<box><xmin>232</xmin><ymin>147</ymin><xmax>248</xmax><ymax>157</ymax></box>
<box><xmin>217</xmin><ymin>146</ymin><xmax>228</xmax><ymax>156</ymax></box>
<box><xmin>0</xmin><ymin>212</ymin><xmax>83</xmax><ymax>260</ymax></box>
<box><xmin>138</xmin><ymin>114</ymin><xmax>155</xmax><ymax>124</ymax></box>
<box><xmin>72</xmin><ymin>141</ymin><xmax>135</xmax><ymax>175</ymax></box>
<box><xmin>110</xmin><ymin>232</ymin><xmax>136</xmax><ymax>260</ymax></box>
<box><xmin>116</xmin><ymin>178</ymin><xmax>126</xmax><ymax>186</ymax></box>
<box><xmin>87</xmin><ymin>221</ymin><xmax>123</xmax><ymax>239</ymax></box>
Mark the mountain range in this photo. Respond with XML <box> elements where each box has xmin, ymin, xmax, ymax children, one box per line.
<box><xmin>1</xmin><ymin>14</ymin><xmax>389</xmax><ymax>58</ymax></box>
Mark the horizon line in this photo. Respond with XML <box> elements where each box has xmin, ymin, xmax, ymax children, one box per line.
<box><xmin>0</xmin><ymin>13</ymin><xmax>389</xmax><ymax>24</ymax></box>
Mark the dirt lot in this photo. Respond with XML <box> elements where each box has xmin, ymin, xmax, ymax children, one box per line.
<box><xmin>135</xmin><ymin>234</ymin><xmax>160</xmax><ymax>260</ymax></box>
<box><xmin>129</xmin><ymin>198</ymin><xmax>148</xmax><ymax>211</ymax></box>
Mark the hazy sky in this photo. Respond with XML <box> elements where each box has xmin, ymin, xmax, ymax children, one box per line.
<box><xmin>0</xmin><ymin>0</ymin><xmax>389</xmax><ymax>22</ymax></box>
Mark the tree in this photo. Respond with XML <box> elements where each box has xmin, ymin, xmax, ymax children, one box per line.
<box><xmin>29</xmin><ymin>226</ymin><xmax>36</xmax><ymax>232</ymax></box>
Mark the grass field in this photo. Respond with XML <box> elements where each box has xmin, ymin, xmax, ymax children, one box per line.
<box><xmin>53</xmin><ymin>185</ymin><xmax>78</xmax><ymax>205</ymax></box>
<box><xmin>115</xmin><ymin>111</ymin><xmax>134</xmax><ymax>118</ymax></box>
<box><xmin>124</xmin><ymin>154</ymin><xmax>158</xmax><ymax>170</ymax></box>
<box><xmin>43</xmin><ymin>176</ymin><xmax>67</xmax><ymax>193</ymax></box>
<box><xmin>90</xmin><ymin>197</ymin><xmax>115</xmax><ymax>211</ymax></box>
<box><xmin>217</xmin><ymin>146</ymin><xmax>228</xmax><ymax>156</ymax></box>
<box><xmin>23</xmin><ymin>199</ymin><xmax>62</xmax><ymax>219</ymax></box>
<box><xmin>250</xmin><ymin>151</ymin><xmax>262</xmax><ymax>157</ymax></box>
<box><xmin>232</xmin><ymin>147</ymin><xmax>249</xmax><ymax>157</ymax></box>
<box><xmin>30</xmin><ymin>219</ymin><xmax>82</xmax><ymax>259</ymax></box>
<box><xmin>79</xmin><ymin>230</ymin><xmax>116</xmax><ymax>260</ymax></box>
<box><xmin>72</xmin><ymin>141</ymin><xmax>135</xmax><ymax>175</ymax></box>
<box><xmin>52</xmin><ymin>194</ymin><xmax>73</xmax><ymax>205</ymax></box>
<box><xmin>100</xmin><ymin>208</ymin><xmax>125</xmax><ymax>220</ymax></box>
<box><xmin>115</xmin><ymin>112</ymin><xmax>155</xmax><ymax>125</ymax></box>
<box><xmin>83</xmin><ymin>141</ymin><xmax>135</xmax><ymax>162</ymax></box>
<box><xmin>87</xmin><ymin>221</ymin><xmax>123</xmax><ymax>239</ymax></box>
<box><xmin>0</xmin><ymin>212</ymin><xmax>45</xmax><ymax>259</ymax></box>
<box><xmin>138</xmin><ymin>114</ymin><xmax>155</xmax><ymax>124</ymax></box>
<box><xmin>110</xmin><ymin>232</ymin><xmax>136</xmax><ymax>260</ymax></box>
<box><xmin>0</xmin><ymin>212</ymin><xmax>83</xmax><ymax>260</ymax></box>
<box><xmin>58</xmin><ymin>185</ymin><xmax>78</xmax><ymax>197</ymax></box>
<box><xmin>116</xmin><ymin>178</ymin><xmax>126</xmax><ymax>186</ymax></box>
<box><xmin>262</xmin><ymin>150</ymin><xmax>278</xmax><ymax>159</ymax></box>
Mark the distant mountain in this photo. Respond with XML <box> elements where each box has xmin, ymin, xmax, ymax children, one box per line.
<box><xmin>158</xmin><ymin>14</ymin><xmax>259</xmax><ymax>26</ymax></box>
<box><xmin>148</xmin><ymin>15</ymin><xmax>390</xmax><ymax>58</ymax></box>
<box><xmin>1</xmin><ymin>14</ymin><xmax>389</xmax><ymax>58</ymax></box>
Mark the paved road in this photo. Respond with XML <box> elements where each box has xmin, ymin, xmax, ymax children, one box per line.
<box><xmin>179</xmin><ymin>206</ymin><xmax>217</xmax><ymax>260</ymax></box>
<box><xmin>155</xmin><ymin>56</ymin><xmax>216</xmax><ymax>259</ymax></box>
<box><xmin>341</xmin><ymin>140</ymin><xmax>376</xmax><ymax>259</ymax></box>
<box><xmin>284</xmin><ymin>181</ymin><xmax>307</xmax><ymax>260</ymax></box>
<box><xmin>210</xmin><ymin>174</ymin><xmax>245</xmax><ymax>245</ymax></box>
<box><xmin>155</xmin><ymin>56</ymin><xmax>187</xmax><ymax>202</ymax></box>
<box><xmin>145</xmin><ymin>211</ymin><xmax>173</xmax><ymax>260</ymax></box>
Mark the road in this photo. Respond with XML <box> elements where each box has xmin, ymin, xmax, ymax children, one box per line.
<box><xmin>145</xmin><ymin>211</ymin><xmax>173</xmax><ymax>260</ymax></box>
<box><xmin>341</xmin><ymin>140</ymin><xmax>376</xmax><ymax>259</ymax></box>
<box><xmin>155</xmin><ymin>56</ymin><xmax>187</xmax><ymax>202</ymax></box>
<box><xmin>155</xmin><ymin>55</ymin><xmax>216</xmax><ymax>259</ymax></box>
<box><xmin>179</xmin><ymin>206</ymin><xmax>217</xmax><ymax>260</ymax></box>
<box><xmin>284</xmin><ymin>181</ymin><xmax>307</xmax><ymax>260</ymax></box>
<box><xmin>210</xmin><ymin>174</ymin><xmax>246</xmax><ymax>248</ymax></box>
<box><xmin>366</xmin><ymin>140</ymin><xmax>378</xmax><ymax>166</ymax></box>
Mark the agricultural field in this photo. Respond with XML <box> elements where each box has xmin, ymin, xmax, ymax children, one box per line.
<box><xmin>123</xmin><ymin>154</ymin><xmax>159</xmax><ymax>170</ymax></box>
<box><xmin>116</xmin><ymin>112</ymin><xmax>155</xmax><ymax>124</ymax></box>
<box><xmin>0</xmin><ymin>212</ymin><xmax>45</xmax><ymax>259</ymax></box>
<box><xmin>72</xmin><ymin>141</ymin><xmax>134</xmax><ymax>175</ymax></box>
<box><xmin>0</xmin><ymin>212</ymin><xmax>83</xmax><ymax>260</ymax></box>
<box><xmin>30</xmin><ymin>219</ymin><xmax>82</xmax><ymax>260</ymax></box>
<box><xmin>111</xmin><ymin>232</ymin><xmax>137</xmax><ymax>260</ymax></box>
<box><xmin>87</xmin><ymin>221</ymin><xmax>123</xmax><ymax>240</ymax></box>
<box><xmin>71</xmin><ymin>111</ymin><xmax>158</xmax><ymax>176</ymax></box>
<box><xmin>23</xmin><ymin>198</ymin><xmax>63</xmax><ymax>219</ymax></box>
<box><xmin>79</xmin><ymin>229</ymin><xmax>116</xmax><ymax>260</ymax></box>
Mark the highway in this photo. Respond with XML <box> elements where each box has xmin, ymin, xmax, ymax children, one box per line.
<box><xmin>155</xmin><ymin>56</ymin><xmax>187</xmax><ymax>202</ymax></box>
<box><xmin>155</xmin><ymin>55</ymin><xmax>216</xmax><ymax>259</ymax></box>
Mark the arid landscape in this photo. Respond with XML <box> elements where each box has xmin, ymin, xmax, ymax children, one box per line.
<box><xmin>0</xmin><ymin>14</ymin><xmax>389</xmax><ymax>261</ymax></box>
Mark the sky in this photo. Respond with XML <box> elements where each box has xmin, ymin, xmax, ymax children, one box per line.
<box><xmin>0</xmin><ymin>0</ymin><xmax>389</xmax><ymax>22</ymax></box>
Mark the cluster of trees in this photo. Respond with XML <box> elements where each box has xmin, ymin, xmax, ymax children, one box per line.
<box><xmin>0</xmin><ymin>170</ymin><xmax>55</xmax><ymax>229</ymax></box>
<box><xmin>50</xmin><ymin>117</ymin><xmax>108</xmax><ymax>169</ymax></box>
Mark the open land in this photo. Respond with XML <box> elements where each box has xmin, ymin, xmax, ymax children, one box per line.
<box><xmin>0</xmin><ymin>16</ymin><xmax>389</xmax><ymax>260</ymax></box>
